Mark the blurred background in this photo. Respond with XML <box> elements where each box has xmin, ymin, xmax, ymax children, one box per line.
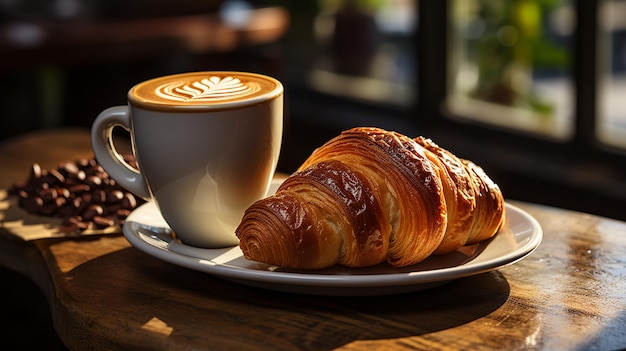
<box><xmin>1</xmin><ymin>0</ymin><xmax>625</xmax><ymax>348</ymax></box>
<box><xmin>2</xmin><ymin>0</ymin><xmax>625</xmax><ymax>220</ymax></box>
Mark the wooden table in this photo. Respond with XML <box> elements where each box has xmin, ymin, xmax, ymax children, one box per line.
<box><xmin>1</xmin><ymin>128</ymin><xmax>625</xmax><ymax>351</ymax></box>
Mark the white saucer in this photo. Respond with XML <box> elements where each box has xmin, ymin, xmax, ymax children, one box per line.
<box><xmin>122</xmin><ymin>201</ymin><xmax>542</xmax><ymax>296</ymax></box>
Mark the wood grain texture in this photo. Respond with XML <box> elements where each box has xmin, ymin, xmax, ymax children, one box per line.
<box><xmin>1</xmin><ymin>129</ymin><xmax>625</xmax><ymax>351</ymax></box>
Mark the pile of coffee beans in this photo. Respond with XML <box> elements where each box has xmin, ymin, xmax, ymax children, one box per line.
<box><xmin>9</xmin><ymin>156</ymin><xmax>145</xmax><ymax>233</ymax></box>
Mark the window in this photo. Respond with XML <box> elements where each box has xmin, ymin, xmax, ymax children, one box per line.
<box><xmin>446</xmin><ymin>0</ymin><xmax>575</xmax><ymax>140</ymax></box>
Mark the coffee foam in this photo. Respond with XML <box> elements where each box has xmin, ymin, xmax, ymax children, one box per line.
<box><xmin>129</xmin><ymin>72</ymin><xmax>282</xmax><ymax>111</ymax></box>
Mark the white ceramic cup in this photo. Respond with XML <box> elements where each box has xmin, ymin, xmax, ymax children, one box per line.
<box><xmin>91</xmin><ymin>71</ymin><xmax>283</xmax><ymax>248</ymax></box>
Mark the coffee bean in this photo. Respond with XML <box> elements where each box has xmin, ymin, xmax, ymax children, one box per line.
<box><xmin>85</xmin><ymin>175</ymin><xmax>102</xmax><ymax>187</ymax></box>
<box><xmin>59</xmin><ymin>161</ymin><xmax>79</xmax><ymax>175</ymax></box>
<box><xmin>30</xmin><ymin>163</ymin><xmax>43</xmax><ymax>179</ymax></box>
<box><xmin>92</xmin><ymin>189</ymin><xmax>107</xmax><ymax>204</ymax></box>
<box><xmin>54</xmin><ymin>197</ymin><xmax>67</xmax><ymax>208</ymax></box>
<box><xmin>116</xmin><ymin>208</ymin><xmax>132</xmax><ymax>219</ymax></box>
<box><xmin>60</xmin><ymin>216</ymin><xmax>90</xmax><ymax>233</ymax></box>
<box><xmin>106</xmin><ymin>189</ymin><xmax>124</xmax><ymax>203</ymax></box>
<box><xmin>48</xmin><ymin>169</ymin><xmax>66</xmax><ymax>184</ymax></box>
<box><xmin>68</xmin><ymin>184</ymin><xmax>90</xmax><ymax>194</ymax></box>
<box><xmin>9</xmin><ymin>157</ymin><xmax>145</xmax><ymax>233</ymax></box>
<box><xmin>55</xmin><ymin>187</ymin><xmax>71</xmax><ymax>199</ymax></box>
<box><xmin>76</xmin><ymin>158</ymin><xmax>95</xmax><ymax>169</ymax></box>
<box><xmin>93</xmin><ymin>216</ymin><xmax>114</xmax><ymax>229</ymax></box>
<box><xmin>71</xmin><ymin>170</ymin><xmax>87</xmax><ymax>182</ymax></box>
<box><xmin>81</xmin><ymin>192</ymin><xmax>92</xmax><ymax>204</ymax></box>
<box><xmin>120</xmin><ymin>193</ymin><xmax>137</xmax><ymax>210</ymax></box>
<box><xmin>39</xmin><ymin>188</ymin><xmax>57</xmax><ymax>202</ymax></box>
<box><xmin>82</xmin><ymin>204</ymin><xmax>104</xmax><ymax>221</ymax></box>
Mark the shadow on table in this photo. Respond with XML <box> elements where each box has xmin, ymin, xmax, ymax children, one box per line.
<box><xmin>61</xmin><ymin>245</ymin><xmax>511</xmax><ymax>350</ymax></box>
<box><xmin>0</xmin><ymin>268</ymin><xmax>69</xmax><ymax>351</ymax></box>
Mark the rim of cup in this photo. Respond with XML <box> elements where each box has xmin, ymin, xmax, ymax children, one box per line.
<box><xmin>128</xmin><ymin>71</ymin><xmax>283</xmax><ymax>112</ymax></box>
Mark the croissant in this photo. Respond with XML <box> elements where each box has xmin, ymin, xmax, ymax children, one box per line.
<box><xmin>235</xmin><ymin>127</ymin><xmax>505</xmax><ymax>269</ymax></box>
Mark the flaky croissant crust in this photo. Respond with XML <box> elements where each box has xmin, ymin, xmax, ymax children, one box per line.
<box><xmin>236</xmin><ymin>127</ymin><xmax>505</xmax><ymax>269</ymax></box>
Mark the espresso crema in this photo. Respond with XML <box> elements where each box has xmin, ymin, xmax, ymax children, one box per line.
<box><xmin>129</xmin><ymin>71</ymin><xmax>282</xmax><ymax>111</ymax></box>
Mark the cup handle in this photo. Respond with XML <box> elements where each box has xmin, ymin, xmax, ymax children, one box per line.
<box><xmin>91</xmin><ymin>106</ymin><xmax>151</xmax><ymax>199</ymax></box>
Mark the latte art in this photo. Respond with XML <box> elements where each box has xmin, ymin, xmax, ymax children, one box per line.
<box><xmin>129</xmin><ymin>71</ymin><xmax>282</xmax><ymax>111</ymax></box>
<box><xmin>156</xmin><ymin>76</ymin><xmax>261</xmax><ymax>102</ymax></box>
